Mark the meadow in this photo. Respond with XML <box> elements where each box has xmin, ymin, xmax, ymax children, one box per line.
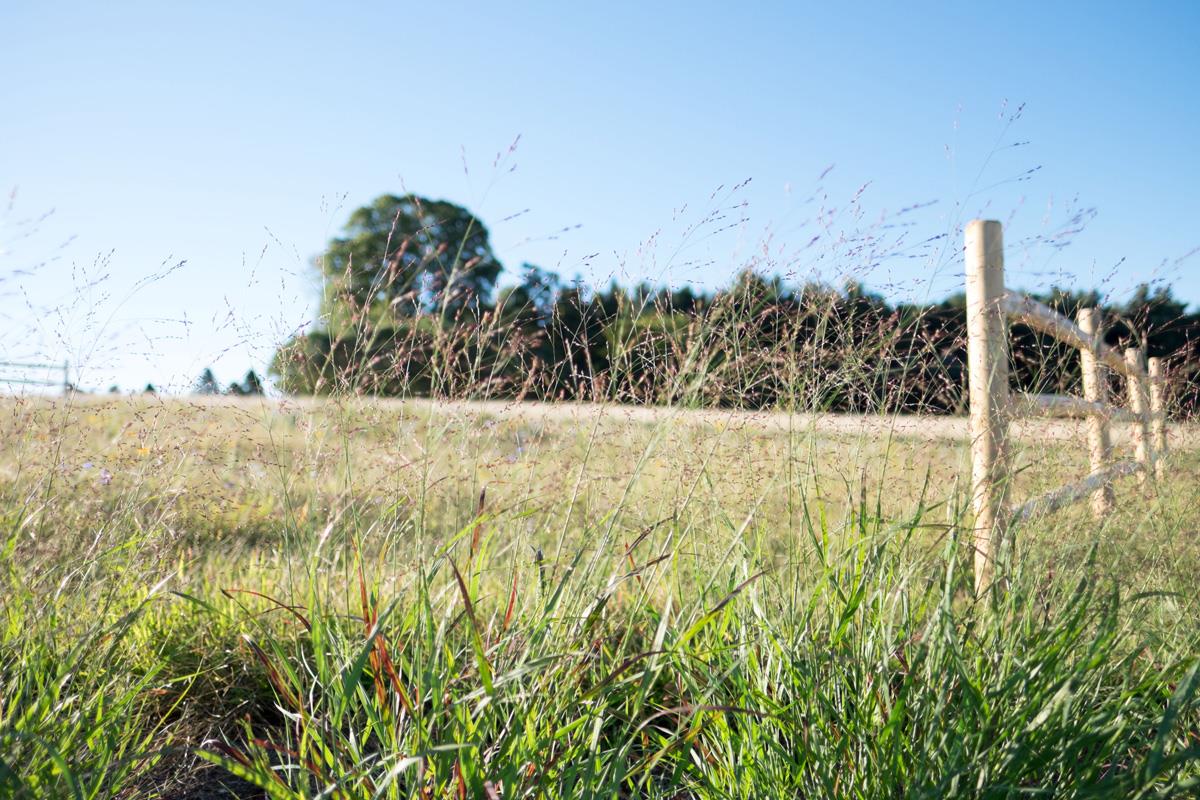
<box><xmin>3</xmin><ymin>393</ymin><xmax>1200</xmax><ymax>798</ymax></box>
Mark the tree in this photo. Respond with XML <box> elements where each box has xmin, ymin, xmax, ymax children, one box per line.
<box><xmin>242</xmin><ymin>369</ymin><xmax>264</xmax><ymax>395</ymax></box>
<box><xmin>496</xmin><ymin>264</ymin><xmax>562</xmax><ymax>325</ymax></box>
<box><xmin>1121</xmin><ymin>284</ymin><xmax>1191</xmax><ymax>355</ymax></box>
<box><xmin>321</xmin><ymin>194</ymin><xmax>503</xmax><ymax>330</ymax></box>
<box><xmin>227</xmin><ymin>369</ymin><xmax>265</xmax><ymax>396</ymax></box>
<box><xmin>194</xmin><ymin>368</ymin><xmax>219</xmax><ymax>395</ymax></box>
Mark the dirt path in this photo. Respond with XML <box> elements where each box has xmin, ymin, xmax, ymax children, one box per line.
<box><xmin>398</xmin><ymin>398</ymin><xmax>1200</xmax><ymax>449</ymax></box>
<box><xmin>17</xmin><ymin>392</ymin><xmax>1200</xmax><ymax>449</ymax></box>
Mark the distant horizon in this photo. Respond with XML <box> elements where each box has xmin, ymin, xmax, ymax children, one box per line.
<box><xmin>4</xmin><ymin>195</ymin><xmax>1198</xmax><ymax>396</ymax></box>
<box><xmin>7</xmin><ymin>248</ymin><xmax>1191</xmax><ymax>398</ymax></box>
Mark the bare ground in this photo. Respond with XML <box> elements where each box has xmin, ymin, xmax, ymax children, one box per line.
<box><xmin>392</xmin><ymin>398</ymin><xmax>1200</xmax><ymax>449</ymax></box>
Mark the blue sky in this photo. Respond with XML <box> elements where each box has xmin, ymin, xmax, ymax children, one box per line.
<box><xmin>2</xmin><ymin>1</ymin><xmax>1198</xmax><ymax>392</ymax></box>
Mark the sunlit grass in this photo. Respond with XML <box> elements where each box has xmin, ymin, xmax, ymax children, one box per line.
<box><xmin>2</xmin><ymin>395</ymin><xmax>1199</xmax><ymax>797</ymax></box>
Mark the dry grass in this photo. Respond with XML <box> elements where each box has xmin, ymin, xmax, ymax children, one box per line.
<box><xmin>3</xmin><ymin>393</ymin><xmax>1200</xmax><ymax>797</ymax></box>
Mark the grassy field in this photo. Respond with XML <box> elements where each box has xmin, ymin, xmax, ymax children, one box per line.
<box><xmin>3</xmin><ymin>394</ymin><xmax>1200</xmax><ymax>798</ymax></box>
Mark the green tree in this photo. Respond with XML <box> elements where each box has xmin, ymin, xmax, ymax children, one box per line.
<box><xmin>496</xmin><ymin>264</ymin><xmax>562</xmax><ymax>326</ymax></box>
<box><xmin>242</xmin><ymin>369</ymin><xmax>264</xmax><ymax>395</ymax></box>
<box><xmin>226</xmin><ymin>369</ymin><xmax>264</xmax><ymax>396</ymax></box>
<box><xmin>194</xmin><ymin>368</ymin><xmax>219</xmax><ymax>395</ymax></box>
<box><xmin>1121</xmin><ymin>284</ymin><xmax>1190</xmax><ymax>354</ymax></box>
<box><xmin>321</xmin><ymin>194</ymin><xmax>503</xmax><ymax>331</ymax></box>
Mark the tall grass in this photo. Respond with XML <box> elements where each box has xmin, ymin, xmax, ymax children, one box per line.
<box><xmin>2</xmin><ymin>391</ymin><xmax>1199</xmax><ymax>798</ymax></box>
<box><xmin>3</xmin><ymin>172</ymin><xmax>1200</xmax><ymax>797</ymax></box>
<box><xmin>198</xmin><ymin>507</ymin><xmax>1200</xmax><ymax>798</ymax></box>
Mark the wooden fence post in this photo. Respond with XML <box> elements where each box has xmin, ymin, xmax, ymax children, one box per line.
<box><xmin>1124</xmin><ymin>347</ymin><xmax>1154</xmax><ymax>489</ymax></box>
<box><xmin>1148</xmin><ymin>357</ymin><xmax>1167</xmax><ymax>480</ymax></box>
<box><xmin>1077</xmin><ymin>308</ymin><xmax>1114</xmax><ymax>518</ymax></box>
<box><xmin>965</xmin><ymin>220</ymin><xmax>1010</xmax><ymax>594</ymax></box>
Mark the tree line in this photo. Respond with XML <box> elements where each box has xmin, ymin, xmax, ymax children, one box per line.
<box><xmin>270</xmin><ymin>194</ymin><xmax>1200</xmax><ymax>416</ymax></box>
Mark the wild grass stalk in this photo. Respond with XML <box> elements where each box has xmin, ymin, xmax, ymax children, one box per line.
<box><xmin>2</xmin><ymin>193</ymin><xmax>1198</xmax><ymax>797</ymax></box>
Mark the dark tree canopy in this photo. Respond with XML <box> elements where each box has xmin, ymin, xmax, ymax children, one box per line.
<box><xmin>226</xmin><ymin>369</ymin><xmax>264</xmax><ymax>396</ymax></box>
<box><xmin>243</xmin><ymin>369</ymin><xmax>264</xmax><ymax>395</ymax></box>
<box><xmin>496</xmin><ymin>264</ymin><xmax>563</xmax><ymax>325</ymax></box>
<box><xmin>194</xmin><ymin>368</ymin><xmax>219</xmax><ymax>395</ymax></box>
<box><xmin>272</xmin><ymin>190</ymin><xmax>1200</xmax><ymax>416</ymax></box>
<box><xmin>321</xmin><ymin>194</ymin><xmax>503</xmax><ymax>329</ymax></box>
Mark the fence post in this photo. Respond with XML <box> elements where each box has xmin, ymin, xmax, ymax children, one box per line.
<box><xmin>1077</xmin><ymin>308</ymin><xmax>1114</xmax><ymax>518</ymax></box>
<box><xmin>965</xmin><ymin>220</ymin><xmax>1010</xmax><ymax>595</ymax></box>
<box><xmin>1124</xmin><ymin>347</ymin><xmax>1154</xmax><ymax>489</ymax></box>
<box><xmin>1148</xmin><ymin>357</ymin><xmax>1167</xmax><ymax>480</ymax></box>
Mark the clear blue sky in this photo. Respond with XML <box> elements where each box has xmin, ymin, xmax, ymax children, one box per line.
<box><xmin>3</xmin><ymin>1</ymin><xmax>1198</xmax><ymax>392</ymax></box>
